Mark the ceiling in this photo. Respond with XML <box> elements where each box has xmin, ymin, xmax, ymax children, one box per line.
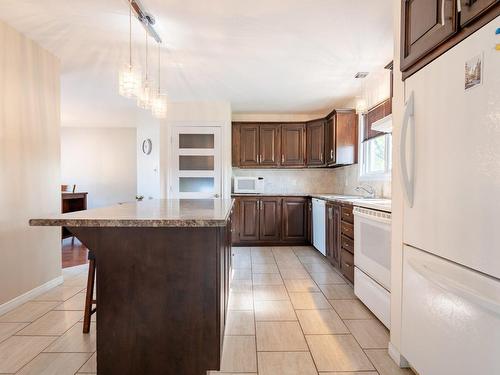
<box><xmin>0</xmin><ymin>0</ymin><xmax>393</xmax><ymax>124</ymax></box>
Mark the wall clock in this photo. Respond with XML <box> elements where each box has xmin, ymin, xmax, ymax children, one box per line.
<box><xmin>142</xmin><ymin>138</ymin><xmax>152</xmax><ymax>155</ymax></box>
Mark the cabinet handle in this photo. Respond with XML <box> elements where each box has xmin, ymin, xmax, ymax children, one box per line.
<box><xmin>330</xmin><ymin>149</ymin><xmax>333</xmax><ymax>159</ymax></box>
<box><xmin>281</xmin><ymin>154</ymin><xmax>285</xmax><ymax>164</ymax></box>
<box><xmin>320</xmin><ymin>151</ymin><xmax>323</xmax><ymax>161</ymax></box>
<box><xmin>441</xmin><ymin>0</ymin><xmax>446</xmax><ymax>26</ymax></box>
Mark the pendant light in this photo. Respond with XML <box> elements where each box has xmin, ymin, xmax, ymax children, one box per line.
<box><xmin>137</xmin><ymin>30</ymin><xmax>154</xmax><ymax>109</ymax></box>
<box><xmin>119</xmin><ymin>0</ymin><xmax>141</xmax><ymax>98</ymax></box>
<box><xmin>151</xmin><ymin>42</ymin><xmax>167</xmax><ymax>119</ymax></box>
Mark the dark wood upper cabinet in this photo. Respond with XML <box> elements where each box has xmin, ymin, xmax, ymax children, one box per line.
<box><xmin>239</xmin><ymin>124</ymin><xmax>260</xmax><ymax>167</ymax></box>
<box><xmin>281</xmin><ymin>123</ymin><xmax>306</xmax><ymax>167</ymax></box>
<box><xmin>460</xmin><ymin>0</ymin><xmax>498</xmax><ymax>26</ymax></box>
<box><xmin>232</xmin><ymin>123</ymin><xmax>240</xmax><ymax>167</ymax></box>
<box><xmin>400</xmin><ymin>0</ymin><xmax>499</xmax><ymax>79</ymax></box>
<box><xmin>259</xmin><ymin>197</ymin><xmax>281</xmax><ymax>241</ymax></box>
<box><xmin>282</xmin><ymin>197</ymin><xmax>307</xmax><ymax>242</ymax></box>
<box><xmin>239</xmin><ymin>197</ymin><xmax>259</xmax><ymax>241</ymax></box>
<box><xmin>306</xmin><ymin>120</ymin><xmax>325</xmax><ymax>166</ymax></box>
<box><xmin>326</xmin><ymin>110</ymin><xmax>358</xmax><ymax>167</ymax></box>
<box><xmin>401</xmin><ymin>0</ymin><xmax>458</xmax><ymax>71</ymax></box>
<box><xmin>259</xmin><ymin>124</ymin><xmax>281</xmax><ymax>167</ymax></box>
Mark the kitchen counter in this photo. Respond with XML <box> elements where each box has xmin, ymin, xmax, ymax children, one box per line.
<box><xmin>30</xmin><ymin>198</ymin><xmax>234</xmax><ymax>227</ymax></box>
<box><xmin>231</xmin><ymin>193</ymin><xmax>392</xmax><ymax>212</ymax></box>
<box><xmin>30</xmin><ymin>199</ymin><xmax>234</xmax><ymax>374</ymax></box>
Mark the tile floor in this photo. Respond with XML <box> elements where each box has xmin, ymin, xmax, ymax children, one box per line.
<box><xmin>0</xmin><ymin>246</ymin><xmax>414</xmax><ymax>375</ymax></box>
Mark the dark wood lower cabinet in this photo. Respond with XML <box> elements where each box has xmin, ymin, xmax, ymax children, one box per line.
<box><xmin>232</xmin><ymin>196</ymin><xmax>308</xmax><ymax>245</ymax></box>
<box><xmin>326</xmin><ymin>203</ymin><xmax>341</xmax><ymax>268</ymax></box>
<box><xmin>238</xmin><ymin>198</ymin><xmax>259</xmax><ymax>241</ymax></box>
<box><xmin>282</xmin><ymin>197</ymin><xmax>307</xmax><ymax>242</ymax></box>
<box><xmin>260</xmin><ymin>197</ymin><xmax>281</xmax><ymax>241</ymax></box>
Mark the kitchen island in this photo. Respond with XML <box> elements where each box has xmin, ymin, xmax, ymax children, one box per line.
<box><xmin>30</xmin><ymin>199</ymin><xmax>234</xmax><ymax>375</ymax></box>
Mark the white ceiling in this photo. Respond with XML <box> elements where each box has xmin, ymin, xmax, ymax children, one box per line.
<box><xmin>0</xmin><ymin>0</ymin><xmax>393</xmax><ymax>123</ymax></box>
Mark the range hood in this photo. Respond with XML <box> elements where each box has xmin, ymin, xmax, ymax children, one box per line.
<box><xmin>371</xmin><ymin>114</ymin><xmax>393</xmax><ymax>133</ymax></box>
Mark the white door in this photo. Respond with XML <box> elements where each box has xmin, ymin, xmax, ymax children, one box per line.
<box><xmin>171</xmin><ymin>126</ymin><xmax>222</xmax><ymax>199</ymax></box>
<box><xmin>401</xmin><ymin>245</ymin><xmax>500</xmax><ymax>375</ymax></box>
<box><xmin>400</xmin><ymin>20</ymin><xmax>500</xmax><ymax>279</ymax></box>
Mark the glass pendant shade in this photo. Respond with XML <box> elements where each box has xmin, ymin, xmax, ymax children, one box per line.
<box><xmin>137</xmin><ymin>80</ymin><xmax>154</xmax><ymax>109</ymax></box>
<box><xmin>119</xmin><ymin>64</ymin><xmax>141</xmax><ymax>98</ymax></box>
<box><xmin>151</xmin><ymin>93</ymin><xmax>167</xmax><ymax>119</ymax></box>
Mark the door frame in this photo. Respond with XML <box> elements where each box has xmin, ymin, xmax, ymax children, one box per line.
<box><xmin>169</xmin><ymin>126</ymin><xmax>222</xmax><ymax>199</ymax></box>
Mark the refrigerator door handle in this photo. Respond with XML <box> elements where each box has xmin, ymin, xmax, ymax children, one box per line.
<box><xmin>399</xmin><ymin>91</ymin><xmax>415</xmax><ymax>207</ymax></box>
<box><xmin>408</xmin><ymin>257</ymin><xmax>500</xmax><ymax>316</ymax></box>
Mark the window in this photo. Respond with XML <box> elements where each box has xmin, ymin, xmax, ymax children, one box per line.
<box><xmin>360</xmin><ymin>116</ymin><xmax>392</xmax><ymax>180</ymax></box>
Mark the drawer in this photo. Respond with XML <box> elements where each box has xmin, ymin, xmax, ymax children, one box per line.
<box><xmin>341</xmin><ymin>235</ymin><xmax>354</xmax><ymax>254</ymax></box>
<box><xmin>341</xmin><ymin>249</ymin><xmax>354</xmax><ymax>284</ymax></box>
<box><xmin>341</xmin><ymin>221</ymin><xmax>354</xmax><ymax>239</ymax></box>
<box><xmin>341</xmin><ymin>206</ymin><xmax>354</xmax><ymax>223</ymax></box>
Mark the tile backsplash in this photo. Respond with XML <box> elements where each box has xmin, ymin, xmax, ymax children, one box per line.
<box><xmin>232</xmin><ymin>166</ymin><xmax>391</xmax><ymax>198</ymax></box>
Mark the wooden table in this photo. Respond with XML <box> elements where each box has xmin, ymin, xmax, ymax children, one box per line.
<box><xmin>31</xmin><ymin>199</ymin><xmax>234</xmax><ymax>375</ymax></box>
<box><xmin>61</xmin><ymin>192</ymin><xmax>87</xmax><ymax>241</ymax></box>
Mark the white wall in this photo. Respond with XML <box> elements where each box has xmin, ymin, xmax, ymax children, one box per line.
<box><xmin>137</xmin><ymin>112</ymin><xmax>162</xmax><ymax>200</ymax></box>
<box><xmin>61</xmin><ymin>127</ymin><xmax>137</xmax><ymax>208</ymax></box>
<box><xmin>164</xmin><ymin>101</ymin><xmax>232</xmax><ymax>198</ymax></box>
<box><xmin>0</xmin><ymin>20</ymin><xmax>61</xmax><ymax>306</ymax></box>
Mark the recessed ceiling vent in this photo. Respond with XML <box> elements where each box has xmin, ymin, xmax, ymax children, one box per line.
<box><xmin>355</xmin><ymin>72</ymin><xmax>369</xmax><ymax>79</ymax></box>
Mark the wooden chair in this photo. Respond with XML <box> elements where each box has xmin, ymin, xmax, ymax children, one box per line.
<box><xmin>83</xmin><ymin>250</ymin><xmax>97</xmax><ymax>333</ymax></box>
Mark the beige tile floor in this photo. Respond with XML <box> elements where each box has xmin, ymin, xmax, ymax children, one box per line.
<box><xmin>0</xmin><ymin>246</ymin><xmax>414</xmax><ymax>375</ymax></box>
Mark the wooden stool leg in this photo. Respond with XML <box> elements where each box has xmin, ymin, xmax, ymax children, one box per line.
<box><xmin>83</xmin><ymin>258</ymin><xmax>96</xmax><ymax>334</ymax></box>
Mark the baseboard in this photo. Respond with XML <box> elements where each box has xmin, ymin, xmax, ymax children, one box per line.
<box><xmin>0</xmin><ymin>275</ymin><xmax>64</xmax><ymax>316</ymax></box>
<box><xmin>388</xmin><ymin>341</ymin><xmax>410</xmax><ymax>368</ymax></box>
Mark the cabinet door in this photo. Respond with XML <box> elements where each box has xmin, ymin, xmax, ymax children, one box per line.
<box><xmin>335</xmin><ymin>111</ymin><xmax>358</xmax><ymax>166</ymax></box>
<box><xmin>231</xmin><ymin>198</ymin><xmax>240</xmax><ymax>244</ymax></box>
<box><xmin>281</xmin><ymin>123</ymin><xmax>306</xmax><ymax>167</ymax></box>
<box><xmin>239</xmin><ymin>198</ymin><xmax>260</xmax><ymax>241</ymax></box>
<box><xmin>282</xmin><ymin>197</ymin><xmax>307</xmax><ymax>242</ymax></box>
<box><xmin>259</xmin><ymin>124</ymin><xmax>281</xmax><ymax>167</ymax></box>
<box><xmin>460</xmin><ymin>0</ymin><xmax>499</xmax><ymax>27</ymax></box>
<box><xmin>326</xmin><ymin>204</ymin><xmax>335</xmax><ymax>265</ymax></box>
<box><xmin>325</xmin><ymin>116</ymin><xmax>336</xmax><ymax>165</ymax></box>
<box><xmin>332</xmin><ymin>204</ymin><xmax>342</xmax><ymax>268</ymax></box>
<box><xmin>232</xmin><ymin>123</ymin><xmax>240</xmax><ymax>167</ymax></box>
<box><xmin>259</xmin><ymin>198</ymin><xmax>282</xmax><ymax>241</ymax></box>
<box><xmin>239</xmin><ymin>124</ymin><xmax>259</xmax><ymax>167</ymax></box>
<box><xmin>306</xmin><ymin>120</ymin><xmax>325</xmax><ymax>166</ymax></box>
<box><xmin>306</xmin><ymin>199</ymin><xmax>313</xmax><ymax>243</ymax></box>
<box><xmin>401</xmin><ymin>0</ymin><xmax>458</xmax><ymax>71</ymax></box>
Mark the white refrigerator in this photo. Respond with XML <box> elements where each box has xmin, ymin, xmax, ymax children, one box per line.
<box><xmin>399</xmin><ymin>18</ymin><xmax>500</xmax><ymax>375</ymax></box>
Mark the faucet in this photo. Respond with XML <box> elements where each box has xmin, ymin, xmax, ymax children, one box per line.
<box><xmin>355</xmin><ymin>184</ymin><xmax>376</xmax><ymax>198</ymax></box>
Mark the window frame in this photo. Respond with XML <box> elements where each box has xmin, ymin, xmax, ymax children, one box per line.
<box><xmin>358</xmin><ymin>115</ymin><xmax>392</xmax><ymax>182</ymax></box>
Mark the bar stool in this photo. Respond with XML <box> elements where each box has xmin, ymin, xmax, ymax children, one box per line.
<box><xmin>83</xmin><ymin>250</ymin><xmax>96</xmax><ymax>334</ymax></box>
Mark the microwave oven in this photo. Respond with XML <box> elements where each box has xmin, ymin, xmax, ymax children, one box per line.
<box><xmin>233</xmin><ymin>177</ymin><xmax>264</xmax><ymax>194</ymax></box>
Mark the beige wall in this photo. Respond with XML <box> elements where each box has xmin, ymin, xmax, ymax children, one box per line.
<box><xmin>61</xmin><ymin>127</ymin><xmax>137</xmax><ymax>208</ymax></box>
<box><xmin>0</xmin><ymin>21</ymin><xmax>61</xmax><ymax>306</ymax></box>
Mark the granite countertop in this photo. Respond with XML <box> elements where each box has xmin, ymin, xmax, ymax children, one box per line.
<box><xmin>231</xmin><ymin>193</ymin><xmax>391</xmax><ymax>212</ymax></box>
<box><xmin>30</xmin><ymin>199</ymin><xmax>234</xmax><ymax>228</ymax></box>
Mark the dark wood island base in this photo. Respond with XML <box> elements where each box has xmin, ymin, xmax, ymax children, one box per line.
<box><xmin>31</xmin><ymin>199</ymin><xmax>234</xmax><ymax>375</ymax></box>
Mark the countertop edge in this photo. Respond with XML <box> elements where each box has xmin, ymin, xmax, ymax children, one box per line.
<box><xmin>30</xmin><ymin>200</ymin><xmax>235</xmax><ymax>228</ymax></box>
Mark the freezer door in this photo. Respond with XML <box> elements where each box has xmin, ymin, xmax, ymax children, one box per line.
<box><xmin>401</xmin><ymin>19</ymin><xmax>500</xmax><ymax>279</ymax></box>
<box><xmin>402</xmin><ymin>245</ymin><xmax>500</xmax><ymax>375</ymax></box>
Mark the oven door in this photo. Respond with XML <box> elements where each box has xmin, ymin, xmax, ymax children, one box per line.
<box><xmin>353</xmin><ymin>207</ymin><xmax>392</xmax><ymax>290</ymax></box>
